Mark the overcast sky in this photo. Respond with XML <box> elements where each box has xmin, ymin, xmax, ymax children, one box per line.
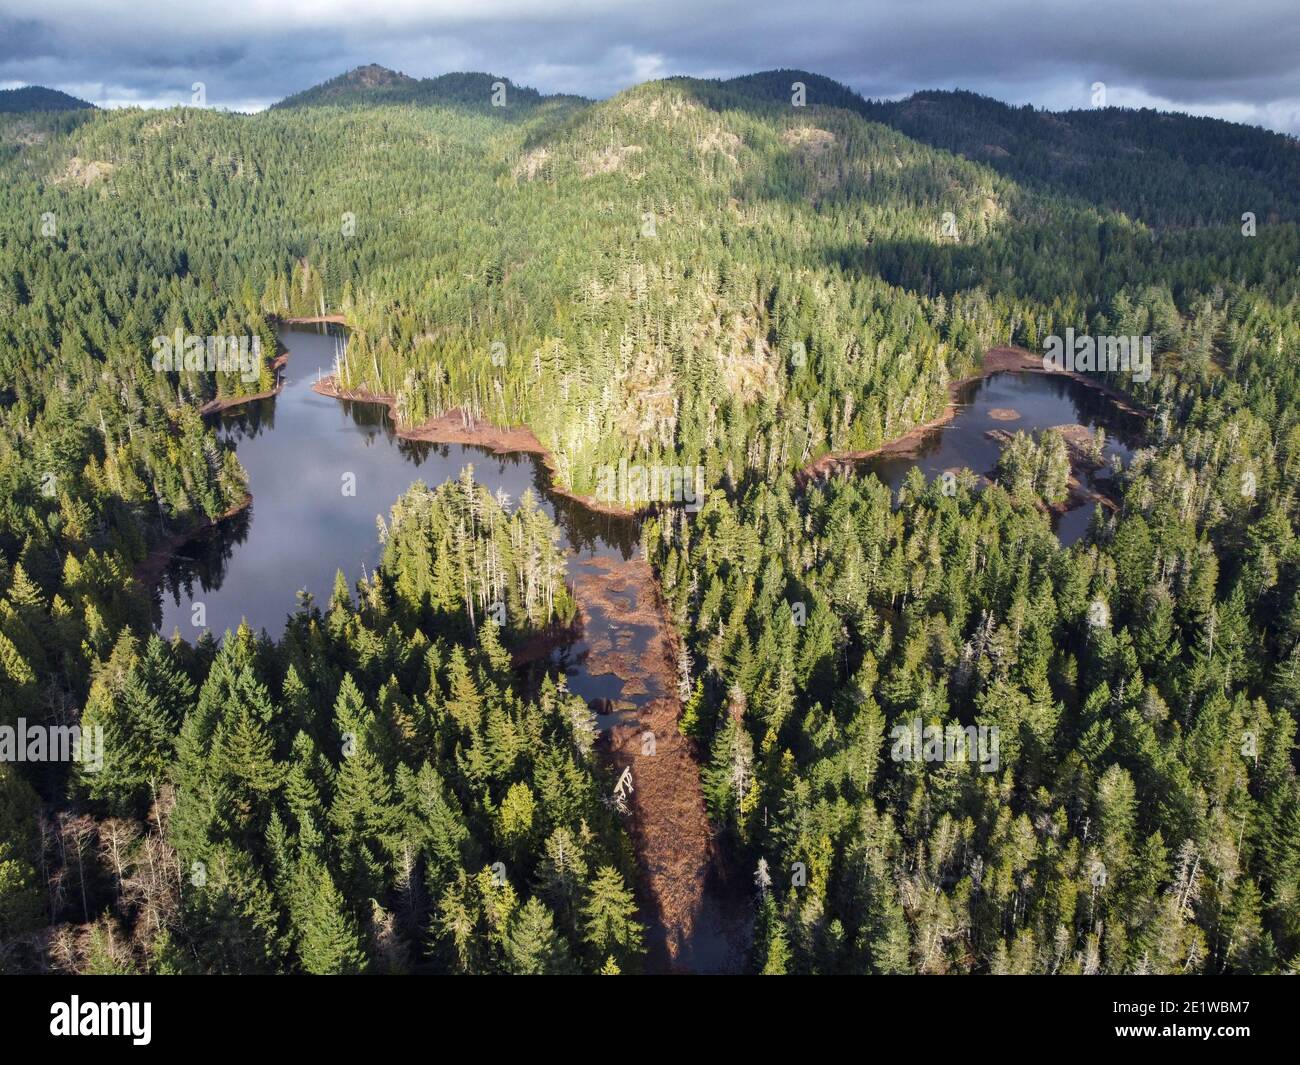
<box><xmin>3</xmin><ymin>0</ymin><xmax>1298</xmax><ymax>134</ymax></box>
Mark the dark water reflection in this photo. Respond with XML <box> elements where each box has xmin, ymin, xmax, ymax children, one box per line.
<box><xmin>152</xmin><ymin>332</ymin><xmax>1141</xmax><ymax>977</ymax></box>
<box><xmin>154</xmin><ymin>327</ymin><xmax>641</xmax><ymax>712</ymax></box>
<box><xmin>157</xmin><ymin>334</ymin><xmax>1143</xmax><ymax>672</ymax></box>
<box><xmin>852</xmin><ymin>371</ymin><xmax>1144</xmax><ymax>544</ymax></box>
<box><xmin>157</xmin><ymin>335</ymin><xmax>1144</xmax><ymax>683</ymax></box>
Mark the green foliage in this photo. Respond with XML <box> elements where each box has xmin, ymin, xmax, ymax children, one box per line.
<box><xmin>272</xmin><ymin>65</ymin><xmax>560</xmax><ymax>113</ymax></box>
<box><xmin>649</xmin><ymin>372</ymin><xmax>1300</xmax><ymax>971</ymax></box>
<box><xmin>0</xmin><ymin>86</ymin><xmax>94</xmax><ymax>113</ymax></box>
<box><xmin>0</xmin><ymin>65</ymin><xmax>1297</xmax><ymax>977</ymax></box>
<box><xmin>581</xmin><ymin>865</ymin><xmax>644</xmax><ymax>968</ymax></box>
<box><xmin>863</xmin><ymin>89</ymin><xmax>1300</xmax><ymax>228</ymax></box>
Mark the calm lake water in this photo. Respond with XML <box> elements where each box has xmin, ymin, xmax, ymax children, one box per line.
<box><xmin>854</xmin><ymin>370</ymin><xmax>1144</xmax><ymax>544</ymax></box>
<box><xmin>152</xmin><ymin>326</ymin><xmax>1144</xmax><ymax>976</ymax></box>
<box><xmin>156</xmin><ymin>328</ymin><xmax>1142</xmax><ymax>654</ymax></box>
<box><xmin>153</xmin><ymin>325</ymin><xmax>651</xmax><ymax>710</ymax></box>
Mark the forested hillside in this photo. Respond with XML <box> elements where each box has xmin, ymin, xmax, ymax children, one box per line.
<box><xmin>863</xmin><ymin>89</ymin><xmax>1300</xmax><ymax>228</ymax></box>
<box><xmin>272</xmin><ymin>65</ymin><xmax>567</xmax><ymax>113</ymax></box>
<box><xmin>648</xmin><ymin>286</ymin><xmax>1300</xmax><ymax>969</ymax></box>
<box><xmin>685</xmin><ymin>74</ymin><xmax>1300</xmax><ymax>229</ymax></box>
<box><xmin>0</xmin><ymin>65</ymin><xmax>1297</xmax><ymax>973</ymax></box>
<box><xmin>0</xmin><ymin>87</ymin><xmax>94</xmax><ymax>114</ymax></box>
<box><xmin>6</xmin><ymin>475</ymin><xmax>641</xmax><ymax>973</ymax></box>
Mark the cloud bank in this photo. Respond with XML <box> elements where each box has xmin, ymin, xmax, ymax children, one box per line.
<box><xmin>2</xmin><ymin>0</ymin><xmax>1297</xmax><ymax>133</ymax></box>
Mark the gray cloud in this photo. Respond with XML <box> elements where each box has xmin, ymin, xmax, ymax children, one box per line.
<box><xmin>2</xmin><ymin>0</ymin><xmax>1298</xmax><ymax>133</ymax></box>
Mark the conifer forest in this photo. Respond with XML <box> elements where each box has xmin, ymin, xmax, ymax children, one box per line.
<box><xmin>1</xmin><ymin>1</ymin><xmax>1299</xmax><ymax>1002</ymax></box>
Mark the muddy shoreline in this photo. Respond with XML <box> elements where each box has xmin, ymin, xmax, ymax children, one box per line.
<box><xmin>278</xmin><ymin>313</ymin><xmax>350</xmax><ymax>326</ymax></box>
<box><xmin>146</xmin><ymin>335</ymin><xmax>1149</xmax><ymax>971</ymax></box>
<box><xmin>133</xmin><ymin>493</ymin><xmax>251</xmax><ymax>591</ymax></box>
<box><xmin>310</xmin><ymin>377</ymin><xmax>651</xmax><ymax>521</ymax></box>
<box><xmin>197</xmin><ymin>353</ymin><xmax>289</xmax><ymax>415</ymax></box>
<box><xmin>577</xmin><ymin>556</ymin><xmax>723</xmax><ymax>972</ymax></box>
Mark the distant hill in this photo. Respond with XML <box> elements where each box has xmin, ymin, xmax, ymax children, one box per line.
<box><xmin>654</xmin><ymin>73</ymin><xmax>1300</xmax><ymax>227</ymax></box>
<box><xmin>667</xmin><ymin>68</ymin><xmax>873</xmax><ymax>114</ymax></box>
<box><xmin>861</xmin><ymin>89</ymin><xmax>1300</xmax><ymax>226</ymax></box>
<box><xmin>724</xmin><ymin>68</ymin><xmax>867</xmax><ymax>109</ymax></box>
<box><xmin>0</xmin><ymin>85</ymin><xmax>94</xmax><ymax>113</ymax></box>
<box><xmin>1</xmin><ymin>56</ymin><xmax>1300</xmax><ymax>981</ymax></box>
<box><xmin>272</xmin><ymin>64</ymin><xmax>566</xmax><ymax>112</ymax></box>
<box><xmin>650</xmin><ymin>71</ymin><xmax>1300</xmax><ymax>228</ymax></box>
<box><xmin>235</xmin><ymin>62</ymin><xmax>1300</xmax><ymax>227</ymax></box>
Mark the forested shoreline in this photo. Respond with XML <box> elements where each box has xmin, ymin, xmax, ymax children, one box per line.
<box><xmin>1</xmin><ymin>65</ymin><xmax>1298</xmax><ymax>973</ymax></box>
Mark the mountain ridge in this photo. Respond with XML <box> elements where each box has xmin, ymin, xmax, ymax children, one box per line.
<box><xmin>0</xmin><ymin>85</ymin><xmax>95</xmax><ymax>113</ymax></box>
<box><xmin>270</xmin><ymin>64</ymin><xmax>572</xmax><ymax>111</ymax></box>
<box><xmin>861</xmin><ymin>87</ymin><xmax>1300</xmax><ymax>225</ymax></box>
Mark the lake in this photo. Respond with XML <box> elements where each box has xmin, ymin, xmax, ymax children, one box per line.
<box><xmin>850</xmin><ymin>370</ymin><xmax>1144</xmax><ymax>544</ymax></box>
<box><xmin>152</xmin><ymin>325</ymin><xmax>1144</xmax><ymax>976</ymax></box>
<box><xmin>153</xmin><ymin>324</ymin><xmax>654</xmax><ymax>713</ymax></box>
<box><xmin>156</xmin><ymin>329</ymin><xmax>1142</xmax><ymax>644</ymax></box>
